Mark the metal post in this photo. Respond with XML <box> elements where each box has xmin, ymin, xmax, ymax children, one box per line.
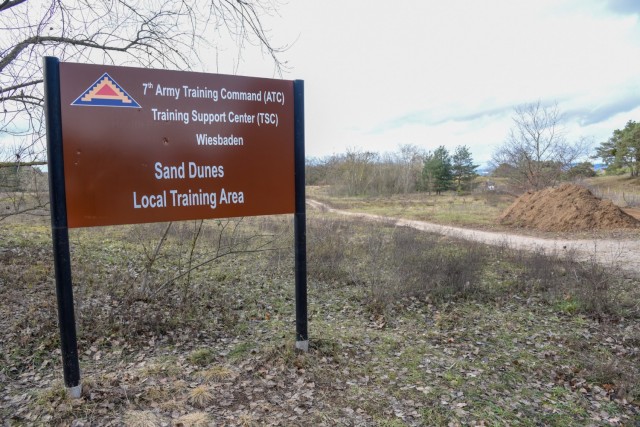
<box><xmin>44</xmin><ymin>57</ymin><xmax>82</xmax><ymax>398</ymax></box>
<box><xmin>293</xmin><ymin>80</ymin><xmax>308</xmax><ymax>352</ymax></box>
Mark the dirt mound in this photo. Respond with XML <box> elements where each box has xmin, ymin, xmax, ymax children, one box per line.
<box><xmin>498</xmin><ymin>183</ymin><xmax>640</xmax><ymax>232</ymax></box>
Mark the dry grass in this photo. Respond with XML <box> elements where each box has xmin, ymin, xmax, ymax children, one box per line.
<box><xmin>187</xmin><ymin>385</ymin><xmax>215</xmax><ymax>409</ymax></box>
<box><xmin>2</xmin><ymin>211</ymin><xmax>640</xmax><ymax>425</ymax></box>
<box><xmin>307</xmin><ymin>185</ymin><xmax>514</xmax><ymax>228</ymax></box>
<box><xmin>188</xmin><ymin>348</ymin><xmax>216</xmax><ymax>367</ymax></box>
<box><xmin>200</xmin><ymin>365</ymin><xmax>234</xmax><ymax>381</ymax></box>
<box><xmin>580</xmin><ymin>175</ymin><xmax>640</xmax><ymax>207</ymax></box>
<box><xmin>123</xmin><ymin>410</ymin><xmax>163</xmax><ymax>427</ymax></box>
<box><xmin>175</xmin><ymin>412</ymin><xmax>211</xmax><ymax>426</ymax></box>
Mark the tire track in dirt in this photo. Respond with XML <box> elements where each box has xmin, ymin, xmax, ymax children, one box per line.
<box><xmin>307</xmin><ymin>199</ymin><xmax>640</xmax><ymax>276</ymax></box>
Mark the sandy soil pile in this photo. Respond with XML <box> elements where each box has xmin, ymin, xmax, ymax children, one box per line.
<box><xmin>498</xmin><ymin>183</ymin><xmax>640</xmax><ymax>232</ymax></box>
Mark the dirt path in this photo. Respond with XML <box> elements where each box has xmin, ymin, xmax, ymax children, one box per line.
<box><xmin>308</xmin><ymin>199</ymin><xmax>640</xmax><ymax>276</ymax></box>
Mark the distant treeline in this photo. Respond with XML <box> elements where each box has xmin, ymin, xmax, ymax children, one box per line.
<box><xmin>0</xmin><ymin>164</ymin><xmax>48</xmax><ymax>193</ymax></box>
<box><xmin>306</xmin><ymin>145</ymin><xmax>478</xmax><ymax>196</ymax></box>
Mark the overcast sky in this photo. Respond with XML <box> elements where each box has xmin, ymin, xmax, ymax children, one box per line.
<box><xmin>223</xmin><ymin>0</ymin><xmax>640</xmax><ymax>166</ymax></box>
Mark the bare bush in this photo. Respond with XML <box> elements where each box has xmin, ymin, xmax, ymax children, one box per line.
<box><xmin>304</xmin><ymin>217</ymin><xmax>637</xmax><ymax>321</ymax></box>
<box><xmin>69</xmin><ymin>216</ymin><xmax>288</xmax><ymax>340</ymax></box>
<box><xmin>0</xmin><ymin>163</ymin><xmax>49</xmax><ymax>220</ymax></box>
<box><xmin>387</xmin><ymin>229</ymin><xmax>488</xmax><ymax>302</ymax></box>
<box><xmin>306</xmin><ymin>218</ymin><xmax>350</xmax><ymax>283</ymax></box>
<box><xmin>310</xmin><ymin>146</ymin><xmax>426</xmax><ymax>196</ymax></box>
<box><xmin>509</xmin><ymin>246</ymin><xmax>630</xmax><ymax>319</ymax></box>
<box><xmin>317</xmin><ymin>223</ymin><xmax>492</xmax><ymax>314</ymax></box>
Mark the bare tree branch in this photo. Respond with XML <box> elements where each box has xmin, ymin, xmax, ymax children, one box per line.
<box><xmin>1</xmin><ymin>0</ymin><xmax>286</xmax><ymax>158</ymax></box>
<box><xmin>0</xmin><ymin>79</ymin><xmax>43</xmax><ymax>95</ymax></box>
<box><xmin>0</xmin><ymin>0</ymin><xmax>27</xmax><ymax>12</ymax></box>
<box><xmin>1</xmin><ymin>0</ymin><xmax>287</xmax><ymax>219</ymax></box>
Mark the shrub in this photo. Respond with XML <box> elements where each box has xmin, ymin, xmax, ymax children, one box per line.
<box><xmin>306</xmin><ymin>218</ymin><xmax>350</xmax><ymax>283</ymax></box>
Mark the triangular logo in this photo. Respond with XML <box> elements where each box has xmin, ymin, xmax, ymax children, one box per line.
<box><xmin>71</xmin><ymin>73</ymin><xmax>141</xmax><ymax>108</ymax></box>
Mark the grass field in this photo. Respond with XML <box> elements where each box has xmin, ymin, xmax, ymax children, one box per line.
<box><xmin>581</xmin><ymin>175</ymin><xmax>640</xmax><ymax>208</ymax></box>
<box><xmin>307</xmin><ymin>186</ymin><xmax>515</xmax><ymax>229</ymax></box>
<box><xmin>308</xmin><ymin>174</ymin><xmax>640</xmax><ymax>231</ymax></box>
<box><xmin>1</xmin><ymin>208</ymin><xmax>639</xmax><ymax>425</ymax></box>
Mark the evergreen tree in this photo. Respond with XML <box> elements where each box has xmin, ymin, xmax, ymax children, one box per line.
<box><xmin>451</xmin><ymin>145</ymin><xmax>478</xmax><ymax>191</ymax></box>
<box><xmin>595</xmin><ymin>121</ymin><xmax>640</xmax><ymax>176</ymax></box>
<box><xmin>593</xmin><ymin>139</ymin><xmax>617</xmax><ymax>168</ymax></box>
<box><xmin>422</xmin><ymin>146</ymin><xmax>452</xmax><ymax>195</ymax></box>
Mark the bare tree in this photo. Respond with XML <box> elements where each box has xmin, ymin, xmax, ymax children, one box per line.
<box><xmin>341</xmin><ymin>148</ymin><xmax>379</xmax><ymax>196</ymax></box>
<box><xmin>311</xmin><ymin>145</ymin><xmax>427</xmax><ymax>197</ymax></box>
<box><xmin>395</xmin><ymin>144</ymin><xmax>425</xmax><ymax>194</ymax></box>
<box><xmin>491</xmin><ymin>101</ymin><xmax>591</xmax><ymax>191</ymax></box>
<box><xmin>1</xmin><ymin>0</ymin><xmax>285</xmax><ymax>218</ymax></box>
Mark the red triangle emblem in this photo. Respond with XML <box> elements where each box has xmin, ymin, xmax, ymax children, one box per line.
<box><xmin>71</xmin><ymin>73</ymin><xmax>141</xmax><ymax>108</ymax></box>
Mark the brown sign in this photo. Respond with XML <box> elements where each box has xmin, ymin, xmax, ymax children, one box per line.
<box><xmin>59</xmin><ymin>62</ymin><xmax>295</xmax><ymax>228</ymax></box>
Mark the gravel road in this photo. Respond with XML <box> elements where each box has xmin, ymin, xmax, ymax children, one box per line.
<box><xmin>307</xmin><ymin>199</ymin><xmax>639</xmax><ymax>276</ymax></box>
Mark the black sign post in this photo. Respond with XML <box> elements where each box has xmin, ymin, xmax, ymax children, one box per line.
<box><xmin>44</xmin><ymin>56</ymin><xmax>82</xmax><ymax>398</ymax></box>
<box><xmin>293</xmin><ymin>80</ymin><xmax>308</xmax><ymax>351</ymax></box>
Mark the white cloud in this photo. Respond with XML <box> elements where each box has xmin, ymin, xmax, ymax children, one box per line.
<box><xmin>231</xmin><ymin>0</ymin><xmax>640</xmax><ymax>166</ymax></box>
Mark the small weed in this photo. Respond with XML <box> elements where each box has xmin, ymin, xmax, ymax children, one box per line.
<box><xmin>556</xmin><ymin>298</ymin><xmax>580</xmax><ymax>315</ymax></box>
<box><xmin>238</xmin><ymin>413</ymin><xmax>257</xmax><ymax>427</ymax></box>
<box><xmin>141</xmin><ymin>357</ymin><xmax>181</xmax><ymax>377</ymax></box>
<box><xmin>228</xmin><ymin>342</ymin><xmax>254</xmax><ymax>361</ymax></box>
<box><xmin>141</xmin><ymin>386</ymin><xmax>173</xmax><ymax>403</ymax></box>
<box><xmin>310</xmin><ymin>338</ymin><xmax>342</xmax><ymax>360</ymax></box>
<box><xmin>188</xmin><ymin>348</ymin><xmax>215</xmax><ymax>367</ymax></box>
<box><xmin>421</xmin><ymin>404</ymin><xmax>456</xmax><ymax>426</ymax></box>
<box><xmin>36</xmin><ymin>381</ymin><xmax>67</xmax><ymax>405</ymax></box>
<box><xmin>443</xmin><ymin>370</ymin><xmax>463</xmax><ymax>387</ymax></box>
<box><xmin>200</xmin><ymin>365</ymin><xmax>234</xmax><ymax>381</ymax></box>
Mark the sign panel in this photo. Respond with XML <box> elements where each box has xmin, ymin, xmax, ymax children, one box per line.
<box><xmin>59</xmin><ymin>62</ymin><xmax>294</xmax><ymax>227</ymax></box>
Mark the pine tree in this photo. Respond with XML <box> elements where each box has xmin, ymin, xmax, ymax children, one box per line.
<box><xmin>595</xmin><ymin>121</ymin><xmax>640</xmax><ymax>176</ymax></box>
<box><xmin>422</xmin><ymin>146</ymin><xmax>452</xmax><ymax>195</ymax></box>
<box><xmin>452</xmin><ymin>145</ymin><xmax>478</xmax><ymax>192</ymax></box>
